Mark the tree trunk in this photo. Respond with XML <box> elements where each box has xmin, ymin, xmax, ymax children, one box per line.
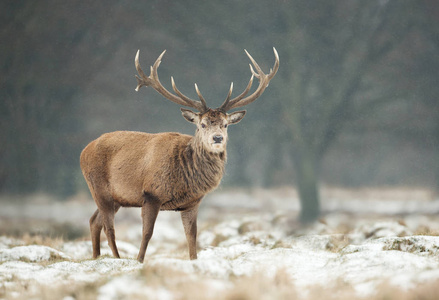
<box><xmin>293</xmin><ymin>148</ymin><xmax>320</xmax><ymax>223</ymax></box>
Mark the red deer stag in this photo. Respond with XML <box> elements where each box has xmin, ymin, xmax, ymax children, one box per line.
<box><xmin>80</xmin><ymin>48</ymin><xmax>279</xmax><ymax>263</ymax></box>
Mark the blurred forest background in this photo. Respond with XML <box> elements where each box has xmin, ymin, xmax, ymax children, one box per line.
<box><xmin>1</xmin><ymin>0</ymin><xmax>438</xmax><ymax>221</ymax></box>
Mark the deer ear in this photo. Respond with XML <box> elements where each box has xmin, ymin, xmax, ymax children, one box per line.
<box><xmin>227</xmin><ymin>110</ymin><xmax>246</xmax><ymax>125</ymax></box>
<box><xmin>181</xmin><ymin>108</ymin><xmax>199</xmax><ymax>123</ymax></box>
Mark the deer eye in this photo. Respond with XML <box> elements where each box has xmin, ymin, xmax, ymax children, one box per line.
<box><xmin>201</xmin><ymin>123</ymin><xmax>206</xmax><ymax>129</ymax></box>
<box><xmin>224</xmin><ymin>124</ymin><xmax>228</xmax><ymax>128</ymax></box>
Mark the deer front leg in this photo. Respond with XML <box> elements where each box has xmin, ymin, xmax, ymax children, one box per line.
<box><xmin>137</xmin><ymin>196</ymin><xmax>161</xmax><ymax>263</ymax></box>
<box><xmin>181</xmin><ymin>204</ymin><xmax>199</xmax><ymax>260</ymax></box>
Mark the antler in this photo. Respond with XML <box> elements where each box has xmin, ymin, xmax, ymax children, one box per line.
<box><xmin>135</xmin><ymin>50</ymin><xmax>208</xmax><ymax>113</ymax></box>
<box><xmin>219</xmin><ymin>47</ymin><xmax>279</xmax><ymax>112</ymax></box>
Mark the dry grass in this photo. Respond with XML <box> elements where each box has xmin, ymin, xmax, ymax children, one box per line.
<box><xmin>325</xmin><ymin>234</ymin><xmax>351</xmax><ymax>252</ymax></box>
<box><xmin>136</xmin><ymin>264</ymin><xmax>299</xmax><ymax>300</ymax></box>
<box><xmin>20</xmin><ymin>234</ymin><xmax>66</xmax><ymax>249</ymax></box>
<box><xmin>224</xmin><ymin>276</ymin><xmax>439</xmax><ymax>300</ymax></box>
<box><xmin>223</xmin><ymin>269</ymin><xmax>297</xmax><ymax>300</ymax></box>
<box><xmin>135</xmin><ymin>265</ymin><xmax>439</xmax><ymax>300</ymax></box>
<box><xmin>3</xmin><ymin>272</ymin><xmax>439</xmax><ymax>300</ymax></box>
<box><xmin>414</xmin><ymin>225</ymin><xmax>439</xmax><ymax>236</ymax></box>
<box><xmin>0</xmin><ymin>278</ymin><xmax>102</xmax><ymax>300</ymax></box>
<box><xmin>0</xmin><ymin>217</ymin><xmax>87</xmax><ymax>242</ymax></box>
<box><xmin>139</xmin><ymin>263</ymin><xmax>223</xmax><ymax>300</ymax></box>
<box><xmin>321</xmin><ymin>186</ymin><xmax>436</xmax><ymax>202</ymax></box>
<box><xmin>373</xmin><ymin>279</ymin><xmax>439</xmax><ymax>300</ymax></box>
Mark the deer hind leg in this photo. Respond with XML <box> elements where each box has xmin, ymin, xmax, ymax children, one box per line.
<box><xmin>89</xmin><ymin>209</ymin><xmax>103</xmax><ymax>258</ymax></box>
<box><xmin>89</xmin><ymin>202</ymin><xmax>121</xmax><ymax>259</ymax></box>
<box><xmin>181</xmin><ymin>204</ymin><xmax>199</xmax><ymax>260</ymax></box>
<box><xmin>101</xmin><ymin>201</ymin><xmax>121</xmax><ymax>258</ymax></box>
<box><xmin>137</xmin><ymin>193</ymin><xmax>161</xmax><ymax>263</ymax></box>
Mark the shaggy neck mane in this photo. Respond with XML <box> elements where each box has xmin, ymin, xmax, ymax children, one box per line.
<box><xmin>190</xmin><ymin>136</ymin><xmax>227</xmax><ymax>162</ymax></box>
<box><xmin>182</xmin><ymin>136</ymin><xmax>226</xmax><ymax>194</ymax></box>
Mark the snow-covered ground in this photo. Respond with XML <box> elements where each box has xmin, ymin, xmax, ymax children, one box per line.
<box><xmin>1</xmin><ymin>187</ymin><xmax>439</xmax><ymax>299</ymax></box>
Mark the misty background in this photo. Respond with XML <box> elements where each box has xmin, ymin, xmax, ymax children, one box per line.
<box><xmin>1</xmin><ymin>0</ymin><xmax>438</xmax><ymax>221</ymax></box>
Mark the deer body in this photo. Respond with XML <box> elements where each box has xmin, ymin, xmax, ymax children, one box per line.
<box><xmin>81</xmin><ymin>130</ymin><xmax>225</xmax><ymax>211</ymax></box>
<box><xmin>80</xmin><ymin>48</ymin><xmax>279</xmax><ymax>263</ymax></box>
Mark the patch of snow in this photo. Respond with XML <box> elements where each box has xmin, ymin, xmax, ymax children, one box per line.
<box><xmin>2</xmin><ymin>229</ymin><xmax>439</xmax><ymax>299</ymax></box>
<box><xmin>2</xmin><ymin>189</ymin><xmax>439</xmax><ymax>299</ymax></box>
<box><xmin>335</xmin><ymin>247</ymin><xmax>439</xmax><ymax>295</ymax></box>
<box><xmin>0</xmin><ymin>256</ymin><xmax>142</xmax><ymax>290</ymax></box>
<box><xmin>282</xmin><ymin>234</ymin><xmax>335</xmax><ymax>250</ymax></box>
<box><xmin>97</xmin><ymin>274</ymin><xmax>174</xmax><ymax>300</ymax></box>
<box><xmin>0</xmin><ymin>236</ymin><xmax>24</xmax><ymax>250</ymax></box>
<box><xmin>0</xmin><ymin>245</ymin><xmax>70</xmax><ymax>262</ymax></box>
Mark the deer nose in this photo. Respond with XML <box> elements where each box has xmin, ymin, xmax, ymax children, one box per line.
<box><xmin>213</xmin><ymin>135</ymin><xmax>223</xmax><ymax>143</ymax></box>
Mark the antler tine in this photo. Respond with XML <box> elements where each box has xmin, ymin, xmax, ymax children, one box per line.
<box><xmin>135</xmin><ymin>50</ymin><xmax>208</xmax><ymax>112</ymax></box>
<box><xmin>152</xmin><ymin>50</ymin><xmax>166</xmax><ymax>71</ymax></box>
<box><xmin>225</xmin><ymin>82</ymin><xmax>234</xmax><ymax>101</ymax></box>
<box><xmin>219</xmin><ymin>47</ymin><xmax>279</xmax><ymax>112</ymax></box>
<box><xmin>194</xmin><ymin>84</ymin><xmax>208</xmax><ymax>111</ymax></box>
<box><xmin>268</xmin><ymin>47</ymin><xmax>280</xmax><ymax>80</ymax></box>
<box><xmin>135</xmin><ymin>50</ymin><xmax>152</xmax><ymax>92</ymax></box>
<box><xmin>170</xmin><ymin>77</ymin><xmax>206</xmax><ymax>111</ymax></box>
<box><xmin>244</xmin><ymin>49</ymin><xmax>263</xmax><ymax>77</ymax></box>
<box><xmin>249</xmin><ymin>64</ymin><xmax>259</xmax><ymax>78</ymax></box>
<box><xmin>240</xmin><ymin>74</ymin><xmax>254</xmax><ymax>98</ymax></box>
<box><xmin>219</xmin><ymin>82</ymin><xmax>234</xmax><ymax>112</ymax></box>
<box><xmin>219</xmin><ymin>75</ymin><xmax>254</xmax><ymax>112</ymax></box>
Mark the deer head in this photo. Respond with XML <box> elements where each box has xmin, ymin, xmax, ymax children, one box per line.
<box><xmin>134</xmin><ymin>48</ymin><xmax>279</xmax><ymax>153</ymax></box>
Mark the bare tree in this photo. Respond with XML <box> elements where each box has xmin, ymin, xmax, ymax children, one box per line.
<box><xmin>276</xmin><ymin>1</ymin><xmax>417</xmax><ymax>222</ymax></box>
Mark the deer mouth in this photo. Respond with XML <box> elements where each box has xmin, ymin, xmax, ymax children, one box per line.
<box><xmin>211</xmin><ymin>142</ymin><xmax>223</xmax><ymax>147</ymax></box>
<box><xmin>210</xmin><ymin>142</ymin><xmax>225</xmax><ymax>152</ymax></box>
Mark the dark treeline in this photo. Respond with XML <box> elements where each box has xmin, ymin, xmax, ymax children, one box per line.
<box><xmin>1</xmin><ymin>0</ymin><xmax>438</xmax><ymax>221</ymax></box>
